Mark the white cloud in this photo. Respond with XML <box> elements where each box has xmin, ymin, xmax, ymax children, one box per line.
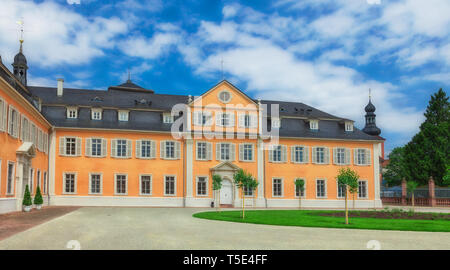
<box><xmin>119</xmin><ymin>31</ymin><xmax>180</xmax><ymax>59</ymax></box>
<box><xmin>222</xmin><ymin>4</ymin><xmax>240</xmax><ymax>18</ymax></box>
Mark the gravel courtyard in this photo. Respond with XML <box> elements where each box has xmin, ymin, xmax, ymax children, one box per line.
<box><xmin>0</xmin><ymin>207</ymin><xmax>449</xmax><ymax>250</ymax></box>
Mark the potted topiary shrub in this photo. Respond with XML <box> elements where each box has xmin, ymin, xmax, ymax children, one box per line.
<box><xmin>34</xmin><ymin>186</ymin><xmax>44</xmax><ymax>210</ymax></box>
<box><xmin>22</xmin><ymin>185</ymin><xmax>32</xmax><ymax>212</ymax></box>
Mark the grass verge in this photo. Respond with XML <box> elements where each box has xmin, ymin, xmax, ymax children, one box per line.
<box><xmin>193</xmin><ymin>210</ymin><xmax>450</xmax><ymax>232</ymax></box>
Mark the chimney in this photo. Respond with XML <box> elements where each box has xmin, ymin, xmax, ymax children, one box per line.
<box><xmin>57</xmin><ymin>78</ymin><xmax>64</xmax><ymax>97</ymax></box>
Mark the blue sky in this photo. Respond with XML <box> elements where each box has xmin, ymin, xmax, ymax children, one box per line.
<box><xmin>0</xmin><ymin>0</ymin><xmax>449</xmax><ymax>154</ymax></box>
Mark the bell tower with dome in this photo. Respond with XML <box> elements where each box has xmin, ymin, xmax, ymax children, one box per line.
<box><xmin>362</xmin><ymin>89</ymin><xmax>381</xmax><ymax>136</ymax></box>
<box><xmin>12</xmin><ymin>40</ymin><xmax>28</xmax><ymax>87</ymax></box>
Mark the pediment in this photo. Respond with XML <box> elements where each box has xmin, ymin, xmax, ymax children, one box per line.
<box><xmin>16</xmin><ymin>142</ymin><xmax>36</xmax><ymax>158</ymax></box>
<box><xmin>210</xmin><ymin>161</ymin><xmax>240</xmax><ymax>172</ymax></box>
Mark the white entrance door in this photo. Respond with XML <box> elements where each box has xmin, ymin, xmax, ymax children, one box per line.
<box><xmin>220</xmin><ymin>180</ymin><xmax>233</xmax><ymax>205</ymax></box>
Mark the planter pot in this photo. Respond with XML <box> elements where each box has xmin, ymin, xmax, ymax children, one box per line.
<box><xmin>23</xmin><ymin>205</ymin><xmax>32</xmax><ymax>212</ymax></box>
<box><xmin>36</xmin><ymin>204</ymin><xmax>42</xmax><ymax>210</ymax></box>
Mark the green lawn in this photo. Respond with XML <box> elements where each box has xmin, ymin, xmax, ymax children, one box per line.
<box><xmin>193</xmin><ymin>210</ymin><xmax>450</xmax><ymax>232</ymax></box>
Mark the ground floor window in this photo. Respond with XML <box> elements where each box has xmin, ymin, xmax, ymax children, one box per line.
<box><xmin>115</xmin><ymin>174</ymin><xmax>127</xmax><ymax>195</ymax></box>
<box><xmin>64</xmin><ymin>173</ymin><xmax>76</xmax><ymax>194</ymax></box>
<box><xmin>316</xmin><ymin>179</ymin><xmax>326</xmax><ymax>198</ymax></box>
<box><xmin>29</xmin><ymin>168</ymin><xmax>34</xmax><ymax>194</ymax></box>
<box><xmin>165</xmin><ymin>176</ymin><xmax>176</xmax><ymax>196</ymax></box>
<box><xmin>90</xmin><ymin>174</ymin><xmax>102</xmax><ymax>194</ymax></box>
<box><xmin>7</xmin><ymin>162</ymin><xmax>14</xmax><ymax>195</ymax></box>
<box><xmin>243</xmin><ymin>185</ymin><xmax>254</xmax><ymax>197</ymax></box>
<box><xmin>337</xmin><ymin>182</ymin><xmax>346</xmax><ymax>198</ymax></box>
<box><xmin>37</xmin><ymin>170</ymin><xmax>41</xmax><ymax>191</ymax></box>
<box><xmin>295</xmin><ymin>179</ymin><xmax>305</xmax><ymax>197</ymax></box>
<box><xmin>43</xmin><ymin>172</ymin><xmax>47</xmax><ymax>194</ymax></box>
<box><xmin>140</xmin><ymin>175</ymin><xmax>152</xmax><ymax>195</ymax></box>
<box><xmin>272</xmin><ymin>178</ymin><xmax>283</xmax><ymax>197</ymax></box>
<box><xmin>197</xmin><ymin>177</ymin><xmax>208</xmax><ymax>196</ymax></box>
<box><xmin>358</xmin><ymin>180</ymin><xmax>368</xmax><ymax>199</ymax></box>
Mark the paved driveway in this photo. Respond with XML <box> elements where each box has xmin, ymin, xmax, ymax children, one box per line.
<box><xmin>0</xmin><ymin>207</ymin><xmax>449</xmax><ymax>250</ymax></box>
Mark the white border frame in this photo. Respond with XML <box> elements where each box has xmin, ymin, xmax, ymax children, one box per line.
<box><xmin>139</xmin><ymin>174</ymin><xmax>153</xmax><ymax>196</ymax></box>
<box><xmin>88</xmin><ymin>172</ymin><xmax>103</xmax><ymax>195</ymax></box>
<box><xmin>195</xmin><ymin>175</ymin><xmax>209</xmax><ymax>197</ymax></box>
<box><xmin>315</xmin><ymin>178</ymin><xmax>327</xmax><ymax>199</ymax></box>
<box><xmin>294</xmin><ymin>178</ymin><xmax>306</xmax><ymax>199</ymax></box>
<box><xmin>357</xmin><ymin>179</ymin><xmax>369</xmax><ymax>199</ymax></box>
<box><xmin>62</xmin><ymin>172</ymin><xmax>77</xmax><ymax>195</ymax></box>
<box><xmin>6</xmin><ymin>161</ymin><xmax>15</xmax><ymax>195</ymax></box>
<box><xmin>272</xmin><ymin>177</ymin><xmax>284</xmax><ymax>198</ymax></box>
<box><xmin>164</xmin><ymin>175</ymin><xmax>177</xmax><ymax>196</ymax></box>
<box><xmin>114</xmin><ymin>173</ymin><xmax>128</xmax><ymax>196</ymax></box>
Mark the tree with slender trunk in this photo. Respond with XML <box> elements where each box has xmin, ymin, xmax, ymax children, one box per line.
<box><xmin>407</xmin><ymin>181</ymin><xmax>419</xmax><ymax>211</ymax></box>
<box><xmin>294</xmin><ymin>178</ymin><xmax>305</xmax><ymax>209</ymax></box>
<box><xmin>233</xmin><ymin>169</ymin><xmax>258</xmax><ymax>219</ymax></box>
<box><xmin>212</xmin><ymin>174</ymin><xmax>222</xmax><ymax>212</ymax></box>
<box><xmin>337</xmin><ymin>168</ymin><xmax>359</xmax><ymax>225</ymax></box>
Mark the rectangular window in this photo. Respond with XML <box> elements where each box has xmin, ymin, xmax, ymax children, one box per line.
<box><xmin>8</xmin><ymin>106</ymin><xmax>19</xmax><ymax>137</ymax></box>
<box><xmin>43</xmin><ymin>172</ymin><xmax>47</xmax><ymax>194</ymax></box>
<box><xmin>90</xmin><ymin>174</ymin><xmax>102</xmax><ymax>194</ymax></box>
<box><xmin>65</xmin><ymin>137</ymin><xmax>76</xmax><ymax>156</ymax></box>
<box><xmin>21</xmin><ymin>117</ymin><xmax>29</xmax><ymax>141</ymax></box>
<box><xmin>334</xmin><ymin>147</ymin><xmax>348</xmax><ymax>165</ymax></box>
<box><xmin>244</xmin><ymin>185</ymin><xmax>253</xmax><ymax>197</ymax></box>
<box><xmin>115</xmin><ymin>174</ymin><xmax>127</xmax><ymax>195</ymax></box>
<box><xmin>310</xmin><ymin>120</ymin><xmax>319</xmax><ymax>130</ymax></box>
<box><xmin>197</xmin><ymin>177</ymin><xmax>208</xmax><ymax>196</ymax></box>
<box><xmin>37</xmin><ymin>170</ymin><xmax>41</xmax><ymax>191</ymax></box>
<box><xmin>316</xmin><ymin>179</ymin><xmax>326</xmax><ymax>198</ymax></box>
<box><xmin>315</xmin><ymin>147</ymin><xmax>325</xmax><ymax>163</ymax></box>
<box><xmin>163</xmin><ymin>113</ymin><xmax>174</xmax><ymax>123</ymax></box>
<box><xmin>118</xmin><ymin>111</ymin><xmax>129</xmax><ymax>121</ymax></box>
<box><xmin>358</xmin><ymin>180</ymin><xmax>368</xmax><ymax>199</ymax></box>
<box><xmin>345</xmin><ymin>121</ymin><xmax>353</xmax><ymax>132</ymax></box>
<box><xmin>140</xmin><ymin>175</ymin><xmax>152</xmax><ymax>195</ymax></box>
<box><xmin>29</xmin><ymin>168</ymin><xmax>34</xmax><ymax>194</ymax></box>
<box><xmin>355</xmin><ymin>148</ymin><xmax>371</xmax><ymax>165</ymax></box>
<box><xmin>165</xmin><ymin>176</ymin><xmax>176</xmax><ymax>196</ymax></box>
<box><xmin>337</xmin><ymin>182</ymin><xmax>346</xmax><ymax>198</ymax></box>
<box><xmin>7</xmin><ymin>162</ymin><xmax>14</xmax><ymax>195</ymax></box>
<box><xmin>64</xmin><ymin>173</ymin><xmax>76</xmax><ymax>194</ymax></box>
<box><xmin>220</xmin><ymin>143</ymin><xmax>230</xmax><ymax>160</ymax></box>
<box><xmin>243</xmin><ymin>144</ymin><xmax>253</xmax><ymax>161</ymax></box>
<box><xmin>91</xmin><ymin>109</ymin><xmax>102</xmax><ymax>120</ymax></box>
<box><xmin>197</xmin><ymin>142</ymin><xmax>207</xmax><ymax>160</ymax></box>
<box><xmin>91</xmin><ymin>138</ymin><xmax>102</xmax><ymax>156</ymax></box>
<box><xmin>141</xmin><ymin>140</ymin><xmax>152</xmax><ymax>158</ymax></box>
<box><xmin>117</xmin><ymin>139</ymin><xmax>127</xmax><ymax>157</ymax></box>
<box><xmin>165</xmin><ymin>141</ymin><xmax>175</xmax><ymax>159</ymax></box>
<box><xmin>294</xmin><ymin>146</ymin><xmax>304</xmax><ymax>163</ymax></box>
<box><xmin>272</xmin><ymin>178</ymin><xmax>283</xmax><ymax>197</ymax></box>
<box><xmin>0</xmin><ymin>98</ymin><xmax>5</xmax><ymax>132</ymax></box>
<box><xmin>67</xmin><ymin>108</ymin><xmax>77</xmax><ymax>119</ymax></box>
<box><xmin>271</xmin><ymin>145</ymin><xmax>283</xmax><ymax>162</ymax></box>
<box><xmin>216</xmin><ymin>112</ymin><xmax>234</xmax><ymax>127</ymax></box>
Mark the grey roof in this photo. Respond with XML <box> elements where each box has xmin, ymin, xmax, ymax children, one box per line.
<box><xmin>27</xmin><ymin>82</ymin><xmax>382</xmax><ymax>141</ymax></box>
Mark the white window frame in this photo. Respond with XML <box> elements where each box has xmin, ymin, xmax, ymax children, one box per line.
<box><xmin>112</xmin><ymin>138</ymin><xmax>131</xmax><ymax>158</ymax></box>
<box><xmin>272</xmin><ymin>178</ymin><xmax>284</xmax><ymax>197</ymax></box>
<box><xmin>216</xmin><ymin>112</ymin><xmax>234</xmax><ymax>127</ymax></box>
<box><xmin>243</xmin><ymin>184</ymin><xmax>254</xmax><ymax>197</ymax></box>
<box><xmin>216</xmin><ymin>142</ymin><xmax>235</xmax><ymax>161</ymax></box>
<box><xmin>354</xmin><ymin>148</ymin><xmax>371</xmax><ymax>166</ymax></box>
<box><xmin>62</xmin><ymin>172</ymin><xmax>77</xmax><ymax>195</ymax></box>
<box><xmin>164</xmin><ymin>175</ymin><xmax>176</xmax><ymax>196</ymax></box>
<box><xmin>358</xmin><ymin>180</ymin><xmax>369</xmax><ymax>199</ymax></box>
<box><xmin>337</xmin><ymin>180</ymin><xmax>346</xmax><ymax>199</ymax></box>
<box><xmin>114</xmin><ymin>174</ymin><xmax>128</xmax><ymax>195</ymax></box>
<box><xmin>66</xmin><ymin>107</ymin><xmax>78</xmax><ymax>119</ymax></box>
<box><xmin>91</xmin><ymin>108</ymin><xmax>102</xmax><ymax>120</ymax></box>
<box><xmin>0</xmin><ymin>97</ymin><xmax>6</xmax><ymax>132</ymax></box>
<box><xmin>312</xmin><ymin>146</ymin><xmax>329</xmax><ymax>164</ymax></box>
<box><xmin>269</xmin><ymin>145</ymin><xmax>287</xmax><ymax>163</ymax></box>
<box><xmin>239</xmin><ymin>143</ymin><xmax>254</xmax><ymax>162</ymax></box>
<box><xmin>333</xmin><ymin>147</ymin><xmax>350</xmax><ymax>165</ymax></box>
<box><xmin>196</xmin><ymin>141</ymin><xmax>212</xmax><ymax>161</ymax></box>
<box><xmin>43</xmin><ymin>171</ymin><xmax>47</xmax><ymax>194</ymax></box>
<box><xmin>294</xmin><ymin>178</ymin><xmax>306</xmax><ymax>198</ymax></box>
<box><xmin>136</xmin><ymin>139</ymin><xmax>156</xmax><ymax>159</ymax></box>
<box><xmin>345</xmin><ymin>121</ymin><xmax>354</xmax><ymax>132</ymax></box>
<box><xmin>29</xmin><ymin>168</ymin><xmax>34</xmax><ymax>194</ymax></box>
<box><xmin>139</xmin><ymin>174</ymin><xmax>152</xmax><ymax>196</ymax></box>
<box><xmin>87</xmin><ymin>137</ymin><xmax>105</xmax><ymax>157</ymax></box>
<box><xmin>118</xmin><ymin>110</ymin><xmax>129</xmax><ymax>121</ymax></box>
<box><xmin>196</xmin><ymin>176</ymin><xmax>209</xmax><ymax>197</ymax></box>
<box><xmin>36</xmin><ymin>169</ymin><xmax>41</xmax><ymax>191</ymax></box>
<box><xmin>163</xmin><ymin>113</ymin><xmax>174</xmax><ymax>124</ymax></box>
<box><xmin>6</xmin><ymin>161</ymin><xmax>15</xmax><ymax>195</ymax></box>
<box><xmin>316</xmin><ymin>179</ymin><xmax>327</xmax><ymax>199</ymax></box>
<box><xmin>61</xmin><ymin>137</ymin><xmax>79</xmax><ymax>156</ymax></box>
<box><xmin>8</xmin><ymin>105</ymin><xmax>19</xmax><ymax>138</ymax></box>
<box><xmin>309</xmin><ymin>119</ymin><xmax>319</xmax><ymax>130</ymax></box>
<box><xmin>89</xmin><ymin>173</ymin><xmax>103</xmax><ymax>195</ymax></box>
<box><xmin>291</xmin><ymin>145</ymin><xmax>309</xmax><ymax>164</ymax></box>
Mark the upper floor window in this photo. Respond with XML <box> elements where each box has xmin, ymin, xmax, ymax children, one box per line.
<box><xmin>238</xmin><ymin>113</ymin><xmax>257</xmax><ymax>128</ymax></box>
<box><xmin>118</xmin><ymin>110</ymin><xmax>129</xmax><ymax>121</ymax></box>
<box><xmin>354</xmin><ymin>148</ymin><xmax>371</xmax><ymax>165</ymax></box>
<box><xmin>0</xmin><ymin>98</ymin><xmax>6</xmax><ymax>132</ymax></box>
<box><xmin>8</xmin><ymin>105</ymin><xmax>19</xmax><ymax>138</ymax></box>
<box><xmin>112</xmin><ymin>139</ymin><xmax>131</xmax><ymax>158</ymax></box>
<box><xmin>291</xmin><ymin>145</ymin><xmax>309</xmax><ymax>164</ymax></box>
<box><xmin>196</xmin><ymin>141</ymin><xmax>212</xmax><ymax>161</ymax></box>
<box><xmin>193</xmin><ymin>111</ymin><xmax>212</xmax><ymax>126</ymax></box>
<box><xmin>161</xmin><ymin>141</ymin><xmax>181</xmax><ymax>159</ymax></box>
<box><xmin>271</xmin><ymin>117</ymin><xmax>280</xmax><ymax>129</ymax></box>
<box><xmin>163</xmin><ymin>113</ymin><xmax>174</xmax><ymax>124</ymax></box>
<box><xmin>216</xmin><ymin>143</ymin><xmax>235</xmax><ymax>161</ymax></box>
<box><xmin>136</xmin><ymin>140</ymin><xmax>156</xmax><ymax>159</ymax></box>
<box><xmin>239</xmin><ymin>143</ymin><xmax>254</xmax><ymax>162</ymax></box>
<box><xmin>59</xmin><ymin>137</ymin><xmax>81</xmax><ymax>156</ymax></box>
<box><xmin>333</xmin><ymin>147</ymin><xmax>350</xmax><ymax>165</ymax></box>
<box><xmin>345</xmin><ymin>121</ymin><xmax>354</xmax><ymax>132</ymax></box>
<box><xmin>91</xmin><ymin>108</ymin><xmax>102</xmax><ymax>120</ymax></box>
<box><xmin>268</xmin><ymin>145</ymin><xmax>287</xmax><ymax>163</ymax></box>
<box><xmin>309</xmin><ymin>119</ymin><xmax>319</xmax><ymax>130</ymax></box>
<box><xmin>20</xmin><ymin>116</ymin><xmax>29</xmax><ymax>142</ymax></box>
<box><xmin>312</xmin><ymin>146</ymin><xmax>330</xmax><ymax>164</ymax></box>
<box><xmin>86</xmin><ymin>138</ymin><xmax>106</xmax><ymax>157</ymax></box>
<box><xmin>67</xmin><ymin>107</ymin><xmax>77</xmax><ymax>119</ymax></box>
<box><xmin>216</xmin><ymin>112</ymin><xmax>234</xmax><ymax>127</ymax></box>
<box><xmin>218</xmin><ymin>90</ymin><xmax>232</xmax><ymax>103</ymax></box>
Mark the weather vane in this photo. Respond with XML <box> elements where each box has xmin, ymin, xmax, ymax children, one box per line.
<box><xmin>16</xmin><ymin>18</ymin><xmax>25</xmax><ymax>51</ymax></box>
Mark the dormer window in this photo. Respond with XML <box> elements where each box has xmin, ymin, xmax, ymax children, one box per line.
<box><xmin>310</xmin><ymin>119</ymin><xmax>319</xmax><ymax>130</ymax></box>
<box><xmin>345</xmin><ymin>121</ymin><xmax>354</xmax><ymax>132</ymax></box>
<box><xmin>271</xmin><ymin>117</ymin><xmax>280</xmax><ymax>129</ymax></box>
<box><xmin>91</xmin><ymin>108</ymin><xmax>102</xmax><ymax>120</ymax></box>
<box><xmin>67</xmin><ymin>107</ymin><xmax>78</xmax><ymax>119</ymax></box>
<box><xmin>163</xmin><ymin>113</ymin><xmax>174</xmax><ymax>124</ymax></box>
<box><xmin>118</xmin><ymin>110</ymin><xmax>129</xmax><ymax>121</ymax></box>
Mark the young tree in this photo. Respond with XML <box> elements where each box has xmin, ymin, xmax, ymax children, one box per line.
<box><xmin>336</xmin><ymin>168</ymin><xmax>359</xmax><ymax>225</ymax></box>
<box><xmin>294</xmin><ymin>178</ymin><xmax>305</xmax><ymax>209</ymax></box>
<box><xmin>404</xmin><ymin>89</ymin><xmax>449</xmax><ymax>186</ymax></box>
<box><xmin>407</xmin><ymin>181</ymin><xmax>419</xmax><ymax>211</ymax></box>
<box><xmin>233</xmin><ymin>169</ymin><xmax>258</xmax><ymax>219</ymax></box>
<box><xmin>212</xmin><ymin>174</ymin><xmax>222</xmax><ymax>212</ymax></box>
<box><xmin>22</xmin><ymin>185</ymin><xmax>32</xmax><ymax>209</ymax></box>
<box><xmin>34</xmin><ymin>186</ymin><xmax>44</xmax><ymax>206</ymax></box>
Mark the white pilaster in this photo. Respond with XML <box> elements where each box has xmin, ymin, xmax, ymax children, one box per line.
<box><xmin>185</xmin><ymin>138</ymin><xmax>194</xmax><ymax>206</ymax></box>
<box><xmin>49</xmin><ymin>130</ymin><xmax>56</xmax><ymax>201</ymax></box>
<box><xmin>15</xmin><ymin>161</ymin><xmax>24</xmax><ymax>211</ymax></box>
<box><xmin>373</xmin><ymin>142</ymin><xmax>381</xmax><ymax>207</ymax></box>
<box><xmin>256</xmin><ymin>138</ymin><xmax>266</xmax><ymax>207</ymax></box>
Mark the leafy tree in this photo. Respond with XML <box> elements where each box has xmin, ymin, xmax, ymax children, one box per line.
<box><xmin>407</xmin><ymin>181</ymin><xmax>419</xmax><ymax>211</ymax></box>
<box><xmin>383</xmin><ymin>147</ymin><xmax>408</xmax><ymax>187</ymax></box>
<box><xmin>233</xmin><ymin>169</ymin><xmax>258</xmax><ymax>219</ymax></box>
<box><xmin>212</xmin><ymin>174</ymin><xmax>222</xmax><ymax>212</ymax></box>
<box><xmin>34</xmin><ymin>186</ymin><xmax>43</xmax><ymax>205</ymax></box>
<box><xmin>22</xmin><ymin>185</ymin><xmax>32</xmax><ymax>206</ymax></box>
<box><xmin>294</xmin><ymin>178</ymin><xmax>305</xmax><ymax>209</ymax></box>
<box><xmin>404</xmin><ymin>89</ymin><xmax>449</xmax><ymax>186</ymax></box>
<box><xmin>443</xmin><ymin>165</ymin><xmax>450</xmax><ymax>186</ymax></box>
<box><xmin>336</xmin><ymin>168</ymin><xmax>359</xmax><ymax>225</ymax></box>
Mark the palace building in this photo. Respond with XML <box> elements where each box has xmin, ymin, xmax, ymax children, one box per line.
<box><xmin>0</xmin><ymin>42</ymin><xmax>384</xmax><ymax>214</ymax></box>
